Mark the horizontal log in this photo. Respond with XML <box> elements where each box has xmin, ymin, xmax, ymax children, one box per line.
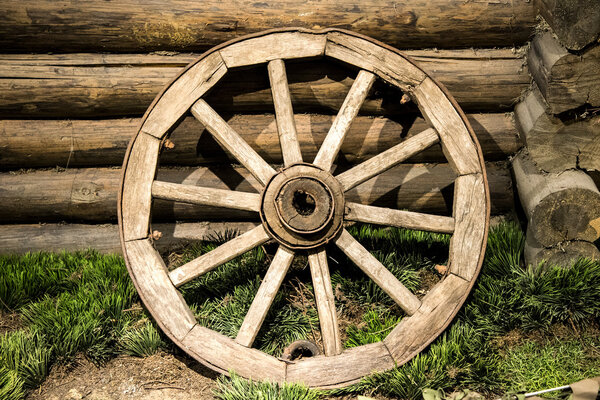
<box><xmin>0</xmin><ymin>113</ymin><xmax>520</xmax><ymax>169</ymax></box>
<box><xmin>0</xmin><ymin>222</ymin><xmax>259</xmax><ymax>255</ymax></box>
<box><xmin>534</xmin><ymin>0</ymin><xmax>600</xmax><ymax>50</ymax></box>
<box><xmin>0</xmin><ymin>50</ymin><xmax>530</xmax><ymax>117</ymax></box>
<box><xmin>528</xmin><ymin>33</ymin><xmax>600</xmax><ymax>114</ymax></box>
<box><xmin>0</xmin><ymin>163</ymin><xmax>513</xmax><ymax>224</ymax></box>
<box><xmin>0</xmin><ymin>1</ymin><xmax>536</xmax><ymax>53</ymax></box>
<box><xmin>512</xmin><ymin>152</ymin><xmax>600</xmax><ymax>248</ymax></box>
<box><xmin>515</xmin><ymin>87</ymin><xmax>600</xmax><ymax>172</ymax></box>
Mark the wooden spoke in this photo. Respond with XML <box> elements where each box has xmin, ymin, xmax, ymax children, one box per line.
<box><xmin>235</xmin><ymin>246</ymin><xmax>295</xmax><ymax>347</ymax></box>
<box><xmin>308</xmin><ymin>249</ymin><xmax>342</xmax><ymax>356</ymax></box>
<box><xmin>191</xmin><ymin>99</ymin><xmax>276</xmax><ymax>186</ymax></box>
<box><xmin>169</xmin><ymin>225</ymin><xmax>270</xmax><ymax>287</ymax></box>
<box><xmin>268</xmin><ymin>59</ymin><xmax>302</xmax><ymax>166</ymax></box>
<box><xmin>336</xmin><ymin>128</ymin><xmax>439</xmax><ymax>191</ymax></box>
<box><xmin>335</xmin><ymin>230</ymin><xmax>421</xmax><ymax>315</ymax></box>
<box><xmin>312</xmin><ymin>70</ymin><xmax>376</xmax><ymax>171</ymax></box>
<box><xmin>152</xmin><ymin>180</ymin><xmax>261</xmax><ymax>212</ymax></box>
<box><xmin>345</xmin><ymin>202</ymin><xmax>455</xmax><ymax>234</ymax></box>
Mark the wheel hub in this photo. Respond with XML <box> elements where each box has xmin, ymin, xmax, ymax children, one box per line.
<box><xmin>260</xmin><ymin>163</ymin><xmax>344</xmax><ymax>249</ymax></box>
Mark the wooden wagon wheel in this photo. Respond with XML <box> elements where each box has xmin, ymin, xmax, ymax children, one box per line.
<box><xmin>118</xmin><ymin>28</ymin><xmax>490</xmax><ymax>388</ymax></box>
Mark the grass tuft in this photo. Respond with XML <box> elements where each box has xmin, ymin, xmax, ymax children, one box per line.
<box><xmin>346</xmin><ymin>321</ymin><xmax>500</xmax><ymax>399</ymax></box>
<box><xmin>215</xmin><ymin>372</ymin><xmax>321</xmax><ymax>400</ymax></box>
<box><xmin>345</xmin><ymin>309</ymin><xmax>401</xmax><ymax>348</ymax></box>
<box><xmin>0</xmin><ymin>329</ymin><xmax>51</xmax><ymax>389</ymax></box>
<box><xmin>120</xmin><ymin>321</ymin><xmax>164</xmax><ymax>357</ymax></box>
<box><xmin>498</xmin><ymin>337</ymin><xmax>600</xmax><ymax>395</ymax></box>
<box><xmin>0</xmin><ymin>366</ymin><xmax>24</xmax><ymax>400</ymax></box>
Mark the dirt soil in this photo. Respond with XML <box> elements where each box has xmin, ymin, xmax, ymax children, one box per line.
<box><xmin>27</xmin><ymin>353</ymin><xmax>220</xmax><ymax>400</ymax></box>
<box><xmin>0</xmin><ymin>310</ymin><xmax>23</xmax><ymax>334</ymax></box>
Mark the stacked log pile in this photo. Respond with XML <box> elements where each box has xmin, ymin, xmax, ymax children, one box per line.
<box><xmin>0</xmin><ymin>0</ymin><xmax>536</xmax><ymax>254</ymax></box>
<box><xmin>512</xmin><ymin>1</ymin><xmax>600</xmax><ymax>266</ymax></box>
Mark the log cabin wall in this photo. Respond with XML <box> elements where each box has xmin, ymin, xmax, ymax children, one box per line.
<box><xmin>0</xmin><ymin>0</ymin><xmax>595</xmax><ymax>263</ymax></box>
<box><xmin>512</xmin><ymin>0</ymin><xmax>600</xmax><ymax>266</ymax></box>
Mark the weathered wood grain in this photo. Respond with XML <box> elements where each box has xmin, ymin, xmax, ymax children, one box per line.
<box><xmin>534</xmin><ymin>0</ymin><xmax>600</xmax><ymax>50</ymax></box>
<box><xmin>268</xmin><ymin>59</ymin><xmax>302</xmax><ymax>166</ymax></box>
<box><xmin>169</xmin><ymin>225</ymin><xmax>270</xmax><ymax>287</ymax></box>
<box><xmin>0</xmin><ymin>113</ymin><xmax>520</xmax><ymax>169</ymax></box>
<box><xmin>0</xmin><ymin>163</ymin><xmax>514</xmax><ymax>223</ymax></box>
<box><xmin>335</xmin><ymin>229</ymin><xmax>421</xmax><ymax>315</ymax></box>
<box><xmin>335</xmin><ymin>128</ymin><xmax>439</xmax><ymax>191</ymax></box>
<box><xmin>0</xmin><ymin>222</ymin><xmax>259</xmax><ymax>255</ymax></box>
<box><xmin>220</xmin><ymin>32</ymin><xmax>326</xmax><ymax>68</ymax></box>
<box><xmin>124</xmin><ymin>239</ymin><xmax>197</xmax><ymax>340</ymax></box>
<box><xmin>528</xmin><ymin>32</ymin><xmax>600</xmax><ymax>114</ymax></box>
<box><xmin>141</xmin><ymin>52</ymin><xmax>227</xmax><ymax>138</ymax></box>
<box><xmin>448</xmin><ymin>174</ymin><xmax>488</xmax><ymax>280</ymax></box>
<box><xmin>152</xmin><ymin>181</ymin><xmax>261</xmax><ymax>212</ymax></box>
<box><xmin>325</xmin><ymin>32</ymin><xmax>425</xmax><ymax>91</ymax></box>
<box><xmin>384</xmin><ymin>273</ymin><xmax>470</xmax><ymax>363</ymax></box>
<box><xmin>525</xmin><ymin>231</ymin><xmax>600</xmax><ymax>267</ymax></box>
<box><xmin>182</xmin><ymin>325</ymin><xmax>286</xmax><ymax>382</ymax></box>
<box><xmin>514</xmin><ymin>87</ymin><xmax>600</xmax><ymax>172</ymax></box>
<box><xmin>313</xmin><ymin>70</ymin><xmax>376</xmax><ymax>171</ymax></box>
<box><xmin>236</xmin><ymin>246</ymin><xmax>295</xmax><ymax>347</ymax></box>
<box><xmin>512</xmin><ymin>152</ymin><xmax>600</xmax><ymax>247</ymax></box>
<box><xmin>308</xmin><ymin>249</ymin><xmax>342</xmax><ymax>356</ymax></box>
<box><xmin>191</xmin><ymin>99</ymin><xmax>276</xmax><ymax>185</ymax></box>
<box><xmin>286</xmin><ymin>342</ymin><xmax>394</xmax><ymax>388</ymax></box>
<box><xmin>0</xmin><ymin>50</ymin><xmax>529</xmax><ymax>117</ymax></box>
<box><xmin>344</xmin><ymin>202</ymin><xmax>455</xmax><ymax>234</ymax></box>
<box><xmin>121</xmin><ymin>133</ymin><xmax>160</xmax><ymax>241</ymax></box>
<box><xmin>0</xmin><ymin>3</ymin><xmax>536</xmax><ymax>53</ymax></box>
<box><xmin>413</xmin><ymin>78</ymin><xmax>481</xmax><ymax>175</ymax></box>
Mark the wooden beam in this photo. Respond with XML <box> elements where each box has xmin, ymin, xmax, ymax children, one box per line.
<box><xmin>0</xmin><ymin>3</ymin><xmax>535</xmax><ymax>53</ymax></box>
<box><xmin>0</xmin><ymin>50</ymin><xmax>530</xmax><ymax>118</ymax></box>
<box><xmin>528</xmin><ymin>32</ymin><xmax>600</xmax><ymax>114</ymax></box>
<box><xmin>0</xmin><ymin>222</ymin><xmax>259</xmax><ymax>255</ymax></box>
<box><xmin>534</xmin><ymin>0</ymin><xmax>600</xmax><ymax>50</ymax></box>
<box><xmin>512</xmin><ymin>152</ymin><xmax>600</xmax><ymax>248</ymax></box>
<box><xmin>0</xmin><ymin>163</ymin><xmax>515</xmax><ymax>223</ymax></box>
<box><xmin>0</xmin><ymin>113</ymin><xmax>521</xmax><ymax>169</ymax></box>
<box><xmin>514</xmin><ymin>87</ymin><xmax>600</xmax><ymax>172</ymax></box>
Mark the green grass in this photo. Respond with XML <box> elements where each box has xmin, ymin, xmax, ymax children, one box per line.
<box><xmin>345</xmin><ymin>309</ymin><xmax>401</xmax><ymax>348</ymax></box>
<box><xmin>0</xmin><ymin>250</ymin><xmax>145</xmax><ymax>397</ymax></box>
<box><xmin>120</xmin><ymin>320</ymin><xmax>165</xmax><ymax>357</ymax></box>
<box><xmin>498</xmin><ymin>337</ymin><xmax>600</xmax><ymax>395</ymax></box>
<box><xmin>0</xmin><ymin>330</ymin><xmax>51</xmax><ymax>389</ymax></box>
<box><xmin>1</xmin><ymin>222</ymin><xmax>600</xmax><ymax>400</ymax></box>
<box><xmin>0</xmin><ymin>366</ymin><xmax>24</xmax><ymax>400</ymax></box>
<box><xmin>215</xmin><ymin>372</ymin><xmax>320</xmax><ymax>400</ymax></box>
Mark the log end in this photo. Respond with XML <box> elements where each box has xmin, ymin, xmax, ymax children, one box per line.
<box><xmin>531</xmin><ymin>187</ymin><xmax>600</xmax><ymax>246</ymax></box>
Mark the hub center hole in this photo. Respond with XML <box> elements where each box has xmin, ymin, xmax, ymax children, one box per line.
<box><xmin>292</xmin><ymin>191</ymin><xmax>316</xmax><ymax>216</ymax></box>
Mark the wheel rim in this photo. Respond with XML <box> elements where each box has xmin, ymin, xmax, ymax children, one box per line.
<box><xmin>118</xmin><ymin>28</ymin><xmax>490</xmax><ymax>388</ymax></box>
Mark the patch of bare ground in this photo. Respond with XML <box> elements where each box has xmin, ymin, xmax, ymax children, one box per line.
<box><xmin>0</xmin><ymin>309</ymin><xmax>23</xmax><ymax>334</ymax></box>
<box><xmin>27</xmin><ymin>353</ymin><xmax>219</xmax><ymax>400</ymax></box>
